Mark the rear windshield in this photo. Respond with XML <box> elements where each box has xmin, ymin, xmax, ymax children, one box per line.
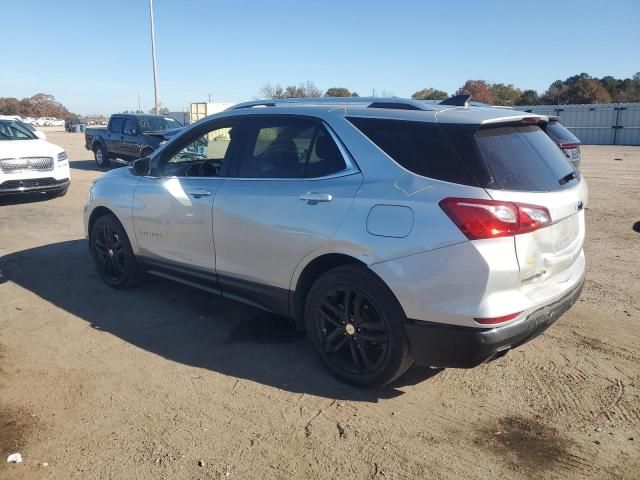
<box><xmin>545</xmin><ymin>122</ymin><xmax>580</xmax><ymax>145</ymax></box>
<box><xmin>475</xmin><ymin>125</ymin><xmax>578</xmax><ymax>192</ymax></box>
<box><xmin>346</xmin><ymin>117</ymin><xmax>477</xmax><ymax>186</ymax></box>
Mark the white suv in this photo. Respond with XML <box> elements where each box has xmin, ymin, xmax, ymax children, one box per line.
<box><xmin>0</xmin><ymin>118</ymin><xmax>70</xmax><ymax>196</ymax></box>
<box><xmin>84</xmin><ymin>97</ymin><xmax>586</xmax><ymax>387</ymax></box>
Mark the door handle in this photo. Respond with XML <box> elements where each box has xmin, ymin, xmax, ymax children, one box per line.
<box><xmin>299</xmin><ymin>192</ymin><xmax>333</xmax><ymax>203</ymax></box>
<box><xmin>188</xmin><ymin>189</ymin><xmax>212</xmax><ymax>198</ymax></box>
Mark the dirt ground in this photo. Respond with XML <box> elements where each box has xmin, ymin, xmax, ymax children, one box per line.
<box><xmin>1</xmin><ymin>129</ymin><xmax>638</xmax><ymax>479</ymax></box>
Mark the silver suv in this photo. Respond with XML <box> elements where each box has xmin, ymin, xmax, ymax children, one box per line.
<box><xmin>84</xmin><ymin>97</ymin><xmax>587</xmax><ymax>388</ymax></box>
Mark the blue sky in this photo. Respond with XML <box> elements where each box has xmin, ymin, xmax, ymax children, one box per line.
<box><xmin>2</xmin><ymin>0</ymin><xmax>638</xmax><ymax>115</ymax></box>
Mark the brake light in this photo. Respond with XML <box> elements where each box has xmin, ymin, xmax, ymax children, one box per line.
<box><xmin>474</xmin><ymin>312</ymin><xmax>523</xmax><ymax>325</ymax></box>
<box><xmin>559</xmin><ymin>143</ymin><xmax>580</xmax><ymax>150</ymax></box>
<box><xmin>439</xmin><ymin>197</ymin><xmax>551</xmax><ymax>240</ymax></box>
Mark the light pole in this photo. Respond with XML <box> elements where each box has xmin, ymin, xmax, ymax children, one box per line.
<box><xmin>149</xmin><ymin>0</ymin><xmax>159</xmax><ymax>114</ymax></box>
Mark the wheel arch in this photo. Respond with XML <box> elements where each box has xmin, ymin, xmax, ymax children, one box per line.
<box><xmin>87</xmin><ymin>206</ymin><xmax>116</xmax><ymax>242</ymax></box>
<box><xmin>290</xmin><ymin>253</ymin><xmax>366</xmax><ymax>330</ymax></box>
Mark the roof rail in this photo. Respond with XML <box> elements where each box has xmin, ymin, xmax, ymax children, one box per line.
<box><xmin>440</xmin><ymin>94</ymin><xmax>472</xmax><ymax>107</ymax></box>
<box><xmin>228</xmin><ymin>97</ymin><xmax>435</xmax><ymax>111</ymax></box>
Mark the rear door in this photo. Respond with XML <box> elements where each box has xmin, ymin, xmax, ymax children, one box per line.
<box><xmin>122</xmin><ymin>118</ymin><xmax>142</xmax><ymax>160</ymax></box>
<box><xmin>473</xmin><ymin>124</ymin><xmax>587</xmax><ymax>286</ymax></box>
<box><xmin>106</xmin><ymin>116</ymin><xmax>124</xmax><ymax>156</ymax></box>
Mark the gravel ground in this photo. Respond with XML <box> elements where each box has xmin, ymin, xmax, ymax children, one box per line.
<box><xmin>1</xmin><ymin>129</ymin><xmax>639</xmax><ymax>479</ymax></box>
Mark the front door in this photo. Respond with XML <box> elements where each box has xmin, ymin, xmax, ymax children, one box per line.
<box><xmin>122</xmin><ymin>118</ymin><xmax>142</xmax><ymax>160</ymax></box>
<box><xmin>212</xmin><ymin>115</ymin><xmax>363</xmax><ymax>311</ymax></box>
<box><xmin>132</xmin><ymin>119</ymin><xmax>238</xmax><ymax>280</ymax></box>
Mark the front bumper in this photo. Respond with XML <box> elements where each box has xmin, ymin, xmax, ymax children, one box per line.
<box><xmin>0</xmin><ymin>178</ymin><xmax>70</xmax><ymax>194</ymax></box>
<box><xmin>406</xmin><ymin>275</ymin><xmax>585</xmax><ymax>368</ymax></box>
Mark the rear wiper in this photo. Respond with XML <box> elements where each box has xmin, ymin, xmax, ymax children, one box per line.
<box><xmin>559</xmin><ymin>171</ymin><xmax>577</xmax><ymax>185</ymax></box>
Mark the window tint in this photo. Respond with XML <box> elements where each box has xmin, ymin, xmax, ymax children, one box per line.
<box><xmin>545</xmin><ymin>122</ymin><xmax>580</xmax><ymax>145</ymax></box>
<box><xmin>123</xmin><ymin>118</ymin><xmax>138</xmax><ymax>135</ymax></box>
<box><xmin>475</xmin><ymin>125</ymin><xmax>577</xmax><ymax>192</ymax></box>
<box><xmin>238</xmin><ymin>117</ymin><xmax>346</xmax><ymax>178</ymax></box>
<box><xmin>109</xmin><ymin>117</ymin><xmax>124</xmax><ymax>133</ymax></box>
<box><xmin>346</xmin><ymin>117</ymin><xmax>475</xmax><ymax>185</ymax></box>
<box><xmin>163</xmin><ymin>124</ymin><xmax>234</xmax><ymax>177</ymax></box>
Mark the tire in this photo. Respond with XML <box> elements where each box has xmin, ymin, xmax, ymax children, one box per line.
<box><xmin>90</xmin><ymin>214</ymin><xmax>142</xmax><ymax>288</ymax></box>
<box><xmin>94</xmin><ymin>144</ymin><xmax>110</xmax><ymax>168</ymax></box>
<box><xmin>304</xmin><ymin>264</ymin><xmax>414</xmax><ymax>388</ymax></box>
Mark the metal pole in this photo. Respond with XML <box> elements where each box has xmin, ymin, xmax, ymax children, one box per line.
<box><xmin>149</xmin><ymin>0</ymin><xmax>159</xmax><ymax>114</ymax></box>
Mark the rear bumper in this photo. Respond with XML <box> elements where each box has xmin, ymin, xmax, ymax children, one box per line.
<box><xmin>406</xmin><ymin>275</ymin><xmax>584</xmax><ymax>368</ymax></box>
<box><xmin>0</xmin><ymin>178</ymin><xmax>70</xmax><ymax>194</ymax></box>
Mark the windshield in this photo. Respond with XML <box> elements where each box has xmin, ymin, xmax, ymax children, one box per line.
<box><xmin>475</xmin><ymin>125</ymin><xmax>578</xmax><ymax>192</ymax></box>
<box><xmin>137</xmin><ymin>116</ymin><xmax>182</xmax><ymax>132</ymax></box>
<box><xmin>0</xmin><ymin>120</ymin><xmax>37</xmax><ymax>141</ymax></box>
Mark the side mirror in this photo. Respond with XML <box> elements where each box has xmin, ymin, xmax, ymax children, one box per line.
<box><xmin>131</xmin><ymin>156</ymin><xmax>151</xmax><ymax>176</ymax></box>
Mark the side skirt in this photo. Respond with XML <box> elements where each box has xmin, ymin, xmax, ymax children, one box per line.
<box><xmin>139</xmin><ymin>257</ymin><xmax>291</xmax><ymax>317</ymax></box>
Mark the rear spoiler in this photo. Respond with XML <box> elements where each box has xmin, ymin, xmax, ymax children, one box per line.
<box><xmin>480</xmin><ymin>114</ymin><xmax>549</xmax><ymax>126</ymax></box>
<box><xmin>440</xmin><ymin>94</ymin><xmax>472</xmax><ymax>107</ymax></box>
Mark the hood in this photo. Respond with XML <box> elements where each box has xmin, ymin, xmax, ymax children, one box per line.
<box><xmin>144</xmin><ymin>127</ymin><xmax>183</xmax><ymax>139</ymax></box>
<box><xmin>0</xmin><ymin>138</ymin><xmax>64</xmax><ymax>158</ymax></box>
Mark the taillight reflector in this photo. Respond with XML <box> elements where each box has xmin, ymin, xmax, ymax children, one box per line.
<box><xmin>439</xmin><ymin>197</ymin><xmax>551</xmax><ymax>240</ymax></box>
<box><xmin>475</xmin><ymin>312</ymin><xmax>523</xmax><ymax>325</ymax></box>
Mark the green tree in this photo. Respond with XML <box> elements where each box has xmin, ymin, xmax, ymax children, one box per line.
<box><xmin>490</xmin><ymin>83</ymin><xmax>522</xmax><ymax>106</ymax></box>
<box><xmin>515</xmin><ymin>89</ymin><xmax>540</xmax><ymax>106</ymax></box>
<box><xmin>325</xmin><ymin>87</ymin><xmax>355</xmax><ymax>97</ymax></box>
<box><xmin>456</xmin><ymin>80</ymin><xmax>495</xmax><ymax>104</ymax></box>
<box><xmin>411</xmin><ymin>88</ymin><xmax>449</xmax><ymax>100</ymax></box>
<box><xmin>260</xmin><ymin>81</ymin><xmax>322</xmax><ymax>99</ymax></box>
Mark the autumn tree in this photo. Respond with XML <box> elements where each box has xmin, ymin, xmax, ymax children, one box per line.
<box><xmin>0</xmin><ymin>93</ymin><xmax>71</xmax><ymax>118</ymax></box>
<box><xmin>455</xmin><ymin>80</ymin><xmax>495</xmax><ymax>104</ymax></box>
<box><xmin>411</xmin><ymin>88</ymin><xmax>449</xmax><ymax>100</ymax></box>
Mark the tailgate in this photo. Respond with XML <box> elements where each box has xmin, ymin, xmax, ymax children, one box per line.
<box><xmin>488</xmin><ymin>181</ymin><xmax>587</xmax><ymax>285</ymax></box>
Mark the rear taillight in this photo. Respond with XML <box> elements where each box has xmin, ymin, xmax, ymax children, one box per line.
<box><xmin>439</xmin><ymin>197</ymin><xmax>551</xmax><ymax>240</ymax></box>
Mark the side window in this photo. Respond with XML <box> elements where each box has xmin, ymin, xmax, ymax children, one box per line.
<box><xmin>162</xmin><ymin>123</ymin><xmax>234</xmax><ymax>178</ymax></box>
<box><xmin>346</xmin><ymin>117</ymin><xmax>475</xmax><ymax>185</ymax></box>
<box><xmin>238</xmin><ymin>117</ymin><xmax>346</xmax><ymax>179</ymax></box>
<box><xmin>123</xmin><ymin>118</ymin><xmax>138</xmax><ymax>135</ymax></box>
<box><xmin>109</xmin><ymin>117</ymin><xmax>124</xmax><ymax>134</ymax></box>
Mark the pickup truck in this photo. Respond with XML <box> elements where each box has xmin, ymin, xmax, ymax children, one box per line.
<box><xmin>84</xmin><ymin>113</ymin><xmax>183</xmax><ymax>167</ymax></box>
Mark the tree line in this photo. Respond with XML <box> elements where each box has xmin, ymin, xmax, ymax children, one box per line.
<box><xmin>0</xmin><ymin>93</ymin><xmax>72</xmax><ymax>118</ymax></box>
<box><xmin>260</xmin><ymin>73</ymin><xmax>640</xmax><ymax>105</ymax></box>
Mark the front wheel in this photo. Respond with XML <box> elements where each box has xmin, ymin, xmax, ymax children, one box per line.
<box><xmin>304</xmin><ymin>265</ymin><xmax>414</xmax><ymax>388</ymax></box>
<box><xmin>90</xmin><ymin>214</ymin><xmax>142</xmax><ymax>288</ymax></box>
<box><xmin>94</xmin><ymin>144</ymin><xmax>110</xmax><ymax>168</ymax></box>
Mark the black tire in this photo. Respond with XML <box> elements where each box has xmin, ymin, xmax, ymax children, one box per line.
<box><xmin>304</xmin><ymin>264</ymin><xmax>414</xmax><ymax>388</ymax></box>
<box><xmin>94</xmin><ymin>144</ymin><xmax>110</xmax><ymax>168</ymax></box>
<box><xmin>90</xmin><ymin>214</ymin><xmax>142</xmax><ymax>288</ymax></box>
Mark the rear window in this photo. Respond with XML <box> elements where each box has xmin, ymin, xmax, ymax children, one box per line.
<box><xmin>546</xmin><ymin>122</ymin><xmax>580</xmax><ymax>145</ymax></box>
<box><xmin>475</xmin><ymin>125</ymin><xmax>578</xmax><ymax>192</ymax></box>
<box><xmin>346</xmin><ymin>117</ymin><xmax>477</xmax><ymax>185</ymax></box>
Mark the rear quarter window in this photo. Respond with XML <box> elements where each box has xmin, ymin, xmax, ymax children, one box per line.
<box><xmin>346</xmin><ymin>117</ymin><xmax>477</xmax><ymax>186</ymax></box>
<box><xmin>545</xmin><ymin>122</ymin><xmax>581</xmax><ymax>145</ymax></box>
<box><xmin>475</xmin><ymin>125</ymin><xmax>578</xmax><ymax>192</ymax></box>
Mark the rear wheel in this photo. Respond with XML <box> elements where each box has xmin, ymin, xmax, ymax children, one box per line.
<box><xmin>305</xmin><ymin>265</ymin><xmax>413</xmax><ymax>388</ymax></box>
<box><xmin>90</xmin><ymin>214</ymin><xmax>141</xmax><ymax>288</ymax></box>
<box><xmin>94</xmin><ymin>144</ymin><xmax>110</xmax><ymax>168</ymax></box>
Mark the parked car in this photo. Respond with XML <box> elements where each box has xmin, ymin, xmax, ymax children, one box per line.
<box><xmin>84</xmin><ymin>113</ymin><xmax>183</xmax><ymax>167</ymax></box>
<box><xmin>84</xmin><ymin>97</ymin><xmax>587</xmax><ymax>387</ymax></box>
<box><xmin>544</xmin><ymin>116</ymin><xmax>582</xmax><ymax>169</ymax></box>
<box><xmin>0</xmin><ymin>118</ymin><xmax>69</xmax><ymax>196</ymax></box>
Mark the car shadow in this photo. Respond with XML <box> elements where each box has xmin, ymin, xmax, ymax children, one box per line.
<box><xmin>69</xmin><ymin>159</ymin><xmax>125</xmax><ymax>172</ymax></box>
<box><xmin>0</xmin><ymin>240</ymin><xmax>441</xmax><ymax>402</ymax></box>
<box><xmin>0</xmin><ymin>192</ymin><xmax>56</xmax><ymax>206</ymax></box>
